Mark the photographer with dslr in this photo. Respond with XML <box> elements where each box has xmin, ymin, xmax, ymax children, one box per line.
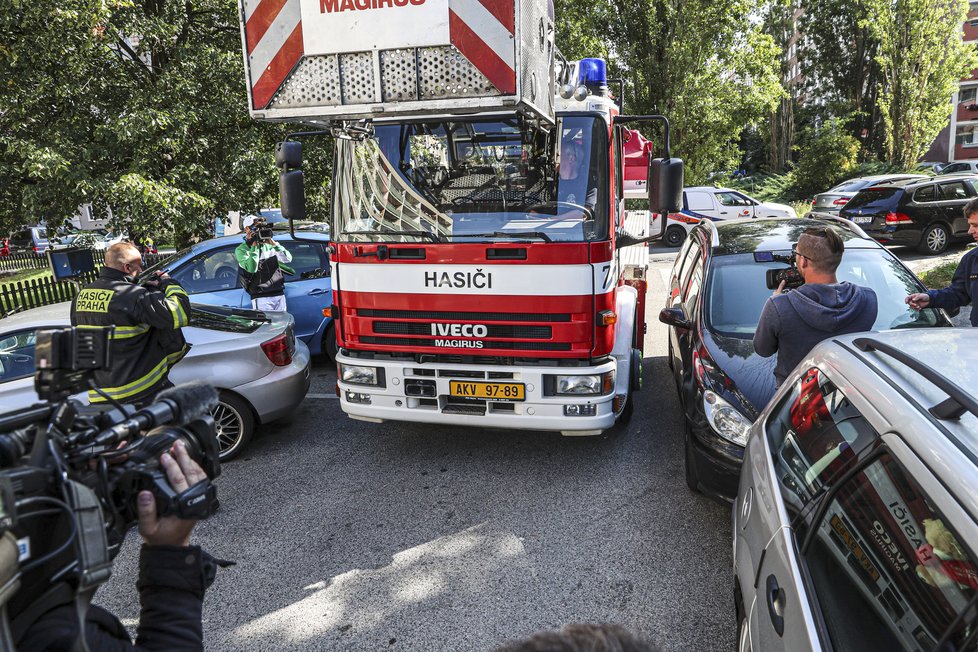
<box><xmin>17</xmin><ymin>441</ymin><xmax>220</xmax><ymax>651</ymax></box>
<box><xmin>71</xmin><ymin>243</ymin><xmax>190</xmax><ymax>406</ymax></box>
<box><xmin>753</xmin><ymin>227</ymin><xmax>878</xmax><ymax>386</ymax></box>
<box><xmin>235</xmin><ymin>216</ymin><xmax>294</xmax><ymax>312</ymax></box>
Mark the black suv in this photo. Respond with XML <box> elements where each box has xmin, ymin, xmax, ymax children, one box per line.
<box><xmin>659</xmin><ymin>217</ymin><xmax>953</xmax><ymax>502</ymax></box>
<box><xmin>838</xmin><ymin>175</ymin><xmax>977</xmax><ymax>255</ymax></box>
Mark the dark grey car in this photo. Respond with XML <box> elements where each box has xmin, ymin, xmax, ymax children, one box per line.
<box><xmin>732</xmin><ymin>329</ymin><xmax>978</xmax><ymax>651</ymax></box>
<box><xmin>812</xmin><ymin>175</ymin><xmax>927</xmax><ymax>214</ymax></box>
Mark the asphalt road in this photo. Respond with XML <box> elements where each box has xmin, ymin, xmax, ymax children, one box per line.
<box><xmin>95</xmin><ymin>247</ymin><xmax>735</xmax><ymax>651</ymax></box>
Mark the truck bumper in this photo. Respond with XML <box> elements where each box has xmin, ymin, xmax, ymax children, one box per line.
<box><xmin>335</xmin><ymin>352</ymin><xmax>619</xmax><ymax>435</ymax></box>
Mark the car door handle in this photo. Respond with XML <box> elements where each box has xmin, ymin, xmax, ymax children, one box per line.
<box><xmin>307</xmin><ymin>288</ymin><xmax>327</xmax><ymax>296</ymax></box>
<box><xmin>766</xmin><ymin>574</ymin><xmax>786</xmax><ymax>637</ymax></box>
<box><xmin>720</xmin><ymin>211</ymin><xmax>729</xmax><ymax>215</ymax></box>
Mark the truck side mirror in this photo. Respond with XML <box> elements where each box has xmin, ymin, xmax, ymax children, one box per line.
<box><xmin>649</xmin><ymin>157</ymin><xmax>683</xmax><ymax>216</ymax></box>
<box><xmin>275</xmin><ymin>141</ymin><xmax>303</xmax><ymax>168</ymax></box>
<box><xmin>280</xmin><ymin>170</ymin><xmax>306</xmax><ymax>220</ymax></box>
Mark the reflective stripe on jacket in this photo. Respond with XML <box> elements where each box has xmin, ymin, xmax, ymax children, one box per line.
<box><xmin>70</xmin><ymin>267</ymin><xmax>191</xmax><ymax>403</ymax></box>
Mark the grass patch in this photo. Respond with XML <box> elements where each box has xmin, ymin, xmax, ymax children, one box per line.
<box><xmin>0</xmin><ymin>268</ymin><xmax>53</xmax><ymax>288</ymax></box>
<box><xmin>919</xmin><ymin>261</ymin><xmax>959</xmax><ymax>289</ymax></box>
<box><xmin>789</xmin><ymin>201</ymin><xmax>812</xmax><ymax>218</ymax></box>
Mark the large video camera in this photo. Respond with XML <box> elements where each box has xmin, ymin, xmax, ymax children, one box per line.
<box><xmin>759</xmin><ymin>251</ymin><xmax>805</xmax><ymax>291</ymax></box>
<box><xmin>0</xmin><ymin>326</ymin><xmax>221</xmax><ymax>649</ymax></box>
<box><xmin>248</xmin><ymin>217</ymin><xmax>274</xmax><ymax>243</ymax></box>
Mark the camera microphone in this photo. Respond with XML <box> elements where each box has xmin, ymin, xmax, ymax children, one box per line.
<box><xmin>93</xmin><ymin>383</ymin><xmax>219</xmax><ymax>447</ymax></box>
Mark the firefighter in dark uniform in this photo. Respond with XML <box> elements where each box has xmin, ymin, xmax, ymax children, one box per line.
<box><xmin>906</xmin><ymin>197</ymin><xmax>978</xmax><ymax>325</ymax></box>
<box><xmin>71</xmin><ymin>242</ymin><xmax>191</xmax><ymax>404</ymax></box>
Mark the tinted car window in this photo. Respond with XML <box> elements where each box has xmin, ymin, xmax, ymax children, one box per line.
<box><xmin>942</xmin><ymin>162</ymin><xmax>970</xmax><ymax>174</ymax></box>
<box><xmin>678</xmin><ymin>241</ymin><xmax>701</xmax><ymax>294</ymax></box>
<box><xmin>281</xmin><ymin>241</ymin><xmax>327</xmax><ymax>281</ymax></box>
<box><xmin>804</xmin><ymin>453</ymin><xmax>978</xmax><ymax>651</ymax></box>
<box><xmin>765</xmin><ymin>367</ymin><xmax>880</xmax><ymax>524</ymax></box>
<box><xmin>938</xmin><ymin>181</ymin><xmax>969</xmax><ymax>201</ymax></box>
<box><xmin>0</xmin><ymin>330</ymin><xmax>37</xmax><ymax>381</ymax></box>
<box><xmin>170</xmin><ymin>247</ymin><xmax>241</xmax><ymax>293</ymax></box>
<box><xmin>705</xmin><ymin>250</ymin><xmax>940</xmax><ymax>338</ymax></box>
<box><xmin>913</xmin><ymin>185</ymin><xmax>936</xmax><ymax>202</ymax></box>
<box><xmin>844</xmin><ymin>188</ymin><xmax>902</xmax><ymax>211</ymax></box>
<box><xmin>829</xmin><ymin>180</ymin><xmax>868</xmax><ymax>193</ymax></box>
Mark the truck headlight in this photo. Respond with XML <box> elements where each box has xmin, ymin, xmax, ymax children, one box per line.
<box><xmin>703</xmin><ymin>390</ymin><xmax>752</xmax><ymax>446</ymax></box>
<box><xmin>340</xmin><ymin>363</ymin><xmax>380</xmax><ymax>386</ymax></box>
<box><xmin>553</xmin><ymin>371</ymin><xmax>614</xmax><ymax>395</ymax></box>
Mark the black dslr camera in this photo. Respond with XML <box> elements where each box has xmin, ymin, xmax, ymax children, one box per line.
<box><xmin>757</xmin><ymin>251</ymin><xmax>805</xmax><ymax>291</ymax></box>
<box><xmin>0</xmin><ymin>327</ymin><xmax>221</xmax><ymax>648</ymax></box>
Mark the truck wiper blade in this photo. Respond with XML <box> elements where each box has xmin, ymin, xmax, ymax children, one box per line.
<box><xmin>343</xmin><ymin>229</ymin><xmax>442</xmax><ymax>242</ymax></box>
<box><xmin>456</xmin><ymin>231</ymin><xmax>552</xmax><ymax>243</ymax></box>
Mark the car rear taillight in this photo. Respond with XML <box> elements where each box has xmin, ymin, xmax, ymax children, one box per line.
<box><xmin>261</xmin><ymin>332</ymin><xmax>292</xmax><ymax>366</ymax></box>
<box><xmin>833</xmin><ymin>197</ymin><xmax>850</xmax><ymax>206</ymax></box>
<box><xmin>885</xmin><ymin>211</ymin><xmax>913</xmax><ymax>224</ymax></box>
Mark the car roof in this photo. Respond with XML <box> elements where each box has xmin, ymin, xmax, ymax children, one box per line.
<box><xmin>872</xmin><ymin>173</ymin><xmax>978</xmax><ymax>190</ymax></box>
<box><xmin>0</xmin><ymin>302</ymin><xmax>71</xmax><ymax>331</ymax></box>
<box><xmin>832</xmin><ymin>329</ymin><xmax>978</xmax><ymax>495</ymax></box>
<box><xmin>684</xmin><ymin>186</ymin><xmax>737</xmax><ymax>193</ymax></box>
<box><xmin>187</xmin><ymin>230</ymin><xmax>330</xmax><ymax>256</ymax></box>
<box><xmin>704</xmin><ymin>217</ymin><xmax>881</xmax><ymax>255</ymax></box>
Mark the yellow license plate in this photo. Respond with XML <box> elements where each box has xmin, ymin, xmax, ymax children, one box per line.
<box><xmin>449</xmin><ymin>380</ymin><xmax>525</xmax><ymax>401</ymax></box>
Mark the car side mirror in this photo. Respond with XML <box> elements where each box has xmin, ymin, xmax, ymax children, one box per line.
<box><xmin>659</xmin><ymin>306</ymin><xmax>692</xmax><ymax>330</ymax></box>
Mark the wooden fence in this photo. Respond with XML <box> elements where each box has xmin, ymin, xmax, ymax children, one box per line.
<box><xmin>0</xmin><ymin>252</ymin><xmax>48</xmax><ymax>272</ymax></box>
<box><xmin>0</xmin><ymin>253</ymin><xmax>171</xmax><ymax>318</ymax></box>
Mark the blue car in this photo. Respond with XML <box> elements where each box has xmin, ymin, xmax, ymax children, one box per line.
<box><xmin>143</xmin><ymin>231</ymin><xmax>335</xmax><ymax>357</ymax></box>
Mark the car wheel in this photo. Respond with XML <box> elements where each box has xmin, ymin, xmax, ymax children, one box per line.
<box><xmin>211</xmin><ymin>391</ymin><xmax>254</xmax><ymax>461</ymax></box>
<box><xmin>323</xmin><ymin>321</ymin><xmax>339</xmax><ymax>360</ymax></box>
<box><xmin>918</xmin><ymin>223</ymin><xmax>949</xmax><ymax>255</ymax></box>
<box><xmin>684</xmin><ymin>423</ymin><xmax>701</xmax><ymax>493</ymax></box>
<box><xmin>665</xmin><ymin>225</ymin><xmax>687</xmax><ymax>248</ymax></box>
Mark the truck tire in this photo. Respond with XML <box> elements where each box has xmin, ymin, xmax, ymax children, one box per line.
<box><xmin>607</xmin><ymin>348</ymin><xmax>640</xmax><ymax>434</ymax></box>
<box><xmin>323</xmin><ymin>321</ymin><xmax>339</xmax><ymax>360</ymax></box>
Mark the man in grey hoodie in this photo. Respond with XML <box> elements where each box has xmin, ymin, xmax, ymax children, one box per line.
<box><xmin>753</xmin><ymin>227</ymin><xmax>878</xmax><ymax>386</ymax></box>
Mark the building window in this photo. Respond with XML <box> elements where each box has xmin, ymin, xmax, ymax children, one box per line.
<box><xmin>959</xmin><ymin>87</ymin><xmax>977</xmax><ymax>105</ymax></box>
<box><xmin>955</xmin><ymin>124</ymin><xmax>978</xmax><ymax>147</ymax></box>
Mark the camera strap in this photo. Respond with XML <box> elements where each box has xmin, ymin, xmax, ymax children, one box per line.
<box><xmin>67</xmin><ymin>480</ymin><xmax>112</xmax><ymax>652</ymax></box>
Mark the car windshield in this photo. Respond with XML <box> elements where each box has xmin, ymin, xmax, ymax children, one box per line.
<box><xmin>844</xmin><ymin>187</ymin><xmax>901</xmax><ymax>211</ymax></box>
<box><xmin>333</xmin><ymin>115</ymin><xmax>609</xmax><ymax>243</ymax></box>
<box><xmin>706</xmin><ymin>250</ymin><xmax>942</xmax><ymax>339</ymax></box>
<box><xmin>188</xmin><ymin>305</ymin><xmax>267</xmax><ymax>332</ymax></box>
<box><xmin>140</xmin><ymin>247</ymin><xmax>191</xmax><ymax>278</ymax></box>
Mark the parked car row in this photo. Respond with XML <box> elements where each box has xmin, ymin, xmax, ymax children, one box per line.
<box><xmin>659</xmin><ymin>216</ymin><xmax>978</xmax><ymax>651</ymax></box>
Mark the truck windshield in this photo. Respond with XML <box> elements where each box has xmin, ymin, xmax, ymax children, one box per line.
<box><xmin>333</xmin><ymin>116</ymin><xmax>608</xmax><ymax>243</ymax></box>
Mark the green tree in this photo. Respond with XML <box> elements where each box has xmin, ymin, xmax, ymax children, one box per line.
<box><xmin>864</xmin><ymin>0</ymin><xmax>978</xmax><ymax>168</ymax></box>
<box><xmin>555</xmin><ymin>0</ymin><xmax>785</xmax><ymax>184</ymax></box>
<box><xmin>0</xmin><ymin>0</ymin><xmax>295</xmax><ymax>244</ymax></box>
<box><xmin>792</xmin><ymin>117</ymin><xmax>861</xmax><ymax>198</ymax></box>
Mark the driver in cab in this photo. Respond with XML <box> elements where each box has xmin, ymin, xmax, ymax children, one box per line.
<box><xmin>556</xmin><ymin>138</ymin><xmax>597</xmax><ymax>217</ymax></box>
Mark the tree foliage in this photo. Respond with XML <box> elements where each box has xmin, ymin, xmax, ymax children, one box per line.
<box><xmin>555</xmin><ymin>0</ymin><xmax>785</xmax><ymax>184</ymax></box>
<box><xmin>792</xmin><ymin>117</ymin><xmax>861</xmax><ymax>198</ymax></box>
<box><xmin>864</xmin><ymin>0</ymin><xmax>978</xmax><ymax>168</ymax></box>
<box><xmin>0</xmin><ymin>0</ymin><xmax>298</xmax><ymax>243</ymax></box>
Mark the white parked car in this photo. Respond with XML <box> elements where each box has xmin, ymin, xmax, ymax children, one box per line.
<box><xmin>683</xmin><ymin>186</ymin><xmax>797</xmax><ymax>221</ymax></box>
<box><xmin>0</xmin><ymin>303</ymin><xmax>311</xmax><ymax>460</ymax></box>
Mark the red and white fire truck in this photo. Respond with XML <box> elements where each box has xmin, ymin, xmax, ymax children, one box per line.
<box><xmin>239</xmin><ymin>0</ymin><xmax>682</xmax><ymax>435</ymax></box>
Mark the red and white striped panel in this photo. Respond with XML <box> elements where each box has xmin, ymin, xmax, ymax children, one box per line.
<box><xmin>448</xmin><ymin>0</ymin><xmax>516</xmax><ymax>94</ymax></box>
<box><xmin>243</xmin><ymin>0</ymin><xmax>304</xmax><ymax>110</ymax></box>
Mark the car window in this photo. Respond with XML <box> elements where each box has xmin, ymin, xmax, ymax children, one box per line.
<box><xmin>280</xmin><ymin>241</ymin><xmax>328</xmax><ymax>281</ymax></box>
<box><xmin>765</xmin><ymin>367</ymin><xmax>881</xmax><ymax>525</ymax></box>
<box><xmin>684</xmin><ymin>264</ymin><xmax>703</xmax><ymax>314</ymax></box>
<box><xmin>716</xmin><ymin>192</ymin><xmax>744</xmax><ymax>207</ymax></box>
<box><xmin>843</xmin><ymin>188</ymin><xmax>902</xmax><ymax>212</ymax></box>
<box><xmin>938</xmin><ymin>181</ymin><xmax>969</xmax><ymax>201</ymax></box>
<box><xmin>678</xmin><ymin>241</ymin><xmax>701</xmax><ymax>296</ymax></box>
<box><xmin>169</xmin><ymin>246</ymin><xmax>242</xmax><ymax>293</ymax></box>
<box><xmin>803</xmin><ymin>452</ymin><xmax>978</xmax><ymax>651</ymax></box>
<box><xmin>0</xmin><ymin>330</ymin><xmax>37</xmax><ymax>382</ymax></box>
<box><xmin>706</xmin><ymin>250</ymin><xmax>940</xmax><ymax>338</ymax></box>
<box><xmin>830</xmin><ymin>180</ymin><xmax>869</xmax><ymax>193</ymax></box>
<box><xmin>943</xmin><ymin>163</ymin><xmax>968</xmax><ymax>174</ymax></box>
<box><xmin>686</xmin><ymin>191</ymin><xmax>713</xmax><ymax>212</ymax></box>
<box><xmin>913</xmin><ymin>185</ymin><xmax>936</xmax><ymax>202</ymax></box>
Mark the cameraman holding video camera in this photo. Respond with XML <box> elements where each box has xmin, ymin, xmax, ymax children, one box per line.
<box><xmin>753</xmin><ymin>227</ymin><xmax>878</xmax><ymax>387</ymax></box>
<box><xmin>16</xmin><ymin>441</ymin><xmax>219</xmax><ymax>651</ymax></box>
<box><xmin>235</xmin><ymin>216</ymin><xmax>294</xmax><ymax>312</ymax></box>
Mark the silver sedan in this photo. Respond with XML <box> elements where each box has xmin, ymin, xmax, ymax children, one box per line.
<box><xmin>0</xmin><ymin>302</ymin><xmax>311</xmax><ymax>460</ymax></box>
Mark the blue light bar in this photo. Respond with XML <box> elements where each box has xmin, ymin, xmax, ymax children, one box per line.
<box><xmin>578</xmin><ymin>58</ymin><xmax>608</xmax><ymax>92</ymax></box>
